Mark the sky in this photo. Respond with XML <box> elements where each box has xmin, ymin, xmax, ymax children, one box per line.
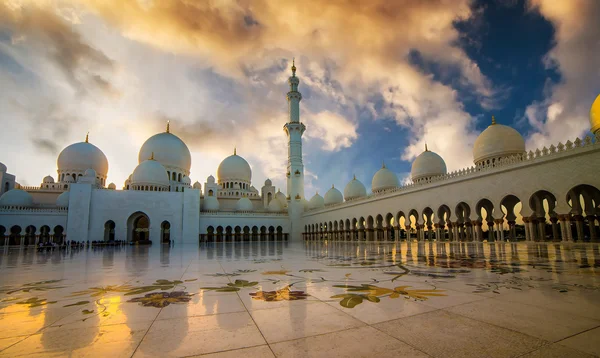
<box><xmin>0</xmin><ymin>0</ymin><xmax>599</xmax><ymax>197</ymax></box>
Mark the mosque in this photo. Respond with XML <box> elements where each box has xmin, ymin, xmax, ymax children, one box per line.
<box><xmin>1</xmin><ymin>62</ymin><xmax>599</xmax><ymax>246</ymax></box>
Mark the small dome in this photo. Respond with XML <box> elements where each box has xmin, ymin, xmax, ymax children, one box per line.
<box><xmin>203</xmin><ymin>196</ymin><xmax>220</xmax><ymax>211</ymax></box>
<box><xmin>108</xmin><ymin>183</ymin><xmax>116</xmax><ymax>190</ymax></box>
<box><xmin>182</xmin><ymin>176</ymin><xmax>191</xmax><ymax>185</ymax></box>
<box><xmin>344</xmin><ymin>176</ymin><xmax>367</xmax><ymax>201</ymax></box>
<box><xmin>0</xmin><ymin>189</ymin><xmax>34</xmax><ymax>207</ymax></box>
<box><xmin>275</xmin><ymin>190</ymin><xmax>287</xmax><ymax>206</ymax></box>
<box><xmin>236</xmin><ymin>197</ymin><xmax>253</xmax><ymax>211</ymax></box>
<box><xmin>411</xmin><ymin>148</ymin><xmax>447</xmax><ymax>182</ymax></box>
<box><xmin>268</xmin><ymin>198</ymin><xmax>283</xmax><ymax>212</ymax></box>
<box><xmin>372</xmin><ymin>163</ymin><xmax>399</xmax><ymax>192</ymax></box>
<box><xmin>591</xmin><ymin>94</ymin><xmax>600</xmax><ymax>134</ymax></box>
<box><xmin>324</xmin><ymin>185</ymin><xmax>343</xmax><ymax>206</ymax></box>
<box><xmin>56</xmin><ymin>191</ymin><xmax>69</xmax><ymax>207</ymax></box>
<box><xmin>207</xmin><ymin>175</ymin><xmax>215</xmax><ymax>184</ymax></box>
<box><xmin>0</xmin><ymin>162</ymin><xmax>6</xmax><ymax>173</ymax></box>
<box><xmin>301</xmin><ymin>198</ymin><xmax>310</xmax><ymax>211</ymax></box>
<box><xmin>193</xmin><ymin>181</ymin><xmax>202</xmax><ymax>189</ymax></box>
<box><xmin>473</xmin><ymin>117</ymin><xmax>526</xmax><ymax>165</ymax></box>
<box><xmin>309</xmin><ymin>193</ymin><xmax>325</xmax><ymax>209</ymax></box>
<box><xmin>138</xmin><ymin>131</ymin><xmax>191</xmax><ymax>172</ymax></box>
<box><xmin>131</xmin><ymin>159</ymin><xmax>169</xmax><ymax>187</ymax></box>
<box><xmin>264</xmin><ymin>178</ymin><xmax>272</xmax><ymax>186</ymax></box>
<box><xmin>217</xmin><ymin>150</ymin><xmax>252</xmax><ymax>183</ymax></box>
<box><xmin>43</xmin><ymin>175</ymin><xmax>54</xmax><ymax>184</ymax></box>
<box><xmin>57</xmin><ymin>141</ymin><xmax>108</xmax><ymax>177</ymax></box>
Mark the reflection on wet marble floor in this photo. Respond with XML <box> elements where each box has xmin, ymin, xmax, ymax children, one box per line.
<box><xmin>0</xmin><ymin>241</ymin><xmax>599</xmax><ymax>357</ymax></box>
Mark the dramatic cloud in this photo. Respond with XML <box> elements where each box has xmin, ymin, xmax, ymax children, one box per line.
<box><xmin>1</xmin><ymin>0</ymin><xmax>530</xmax><ymax>195</ymax></box>
<box><xmin>525</xmin><ymin>0</ymin><xmax>600</xmax><ymax>148</ymax></box>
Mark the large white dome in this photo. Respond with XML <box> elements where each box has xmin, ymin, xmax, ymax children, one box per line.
<box><xmin>309</xmin><ymin>193</ymin><xmax>325</xmax><ymax>209</ymax></box>
<box><xmin>236</xmin><ymin>197</ymin><xmax>254</xmax><ymax>211</ymax></box>
<box><xmin>473</xmin><ymin>118</ymin><xmax>525</xmax><ymax>165</ymax></box>
<box><xmin>0</xmin><ymin>189</ymin><xmax>34</xmax><ymax>207</ymax></box>
<box><xmin>131</xmin><ymin>159</ymin><xmax>169</xmax><ymax>187</ymax></box>
<box><xmin>411</xmin><ymin>148</ymin><xmax>447</xmax><ymax>182</ymax></box>
<box><xmin>57</xmin><ymin>141</ymin><xmax>108</xmax><ymax>177</ymax></box>
<box><xmin>324</xmin><ymin>185</ymin><xmax>343</xmax><ymax>206</ymax></box>
<box><xmin>138</xmin><ymin>131</ymin><xmax>191</xmax><ymax>173</ymax></box>
<box><xmin>275</xmin><ymin>190</ymin><xmax>287</xmax><ymax>207</ymax></box>
<box><xmin>56</xmin><ymin>191</ymin><xmax>69</xmax><ymax>207</ymax></box>
<box><xmin>268</xmin><ymin>198</ymin><xmax>284</xmax><ymax>212</ymax></box>
<box><xmin>217</xmin><ymin>151</ymin><xmax>252</xmax><ymax>183</ymax></box>
<box><xmin>344</xmin><ymin>176</ymin><xmax>367</xmax><ymax>201</ymax></box>
<box><xmin>203</xmin><ymin>196</ymin><xmax>220</xmax><ymax>211</ymax></box>
<box><xmin>372</xmin><ymin>164</ymin><xmax>399</xmax><ymax>192</ymax></box>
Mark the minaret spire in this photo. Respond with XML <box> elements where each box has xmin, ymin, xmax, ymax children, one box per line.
<box><xmin>284</xmin><ymin>57</ymin><xmax>306</xmax><ymax>201</ymax></box>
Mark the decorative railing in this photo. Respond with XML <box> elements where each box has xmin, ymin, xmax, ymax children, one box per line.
<box><xmin>200</xmin><ymin>211</ymin><xmax>288</xmax><ymax>217</ymax></box>
<box><xmin>305</xmin><ymin>133</ymin><xmax>600</xmax><ymax>213</ymax></box>
<box><xmin>18</xmin><ymin>185</ymin><xmax>67</xmax><ymax>192</ymax></box>
<box><xmin>0</xmin><ymin>206</ymin><xmax>68</xmax><ymax>213</ymax></box>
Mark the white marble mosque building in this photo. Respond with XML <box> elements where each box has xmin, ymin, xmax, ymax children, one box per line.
<box><xmin>1</xmin><ymin>62</ymin><xmax>600</xmax><ymax>246</ymax></box>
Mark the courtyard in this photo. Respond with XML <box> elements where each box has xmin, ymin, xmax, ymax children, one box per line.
<box><xmin>0</xmin><ymin>241</ymin><xmax>598</xmax><ymax>357</ymax></box>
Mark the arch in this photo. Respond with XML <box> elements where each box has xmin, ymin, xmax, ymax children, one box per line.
<box><xmin>172</xmin><ymin>172</ymin><xmax>176</xmax><ymax>181</ymax></box>
<box><xmin>529</xmin><ymin>190</ymin><xmax>557</xmax><ymax>218</ymax></box>
<box><xmin>276</xmin><ymin>226</ymin><xmax>283</xmax><ymax>241</ymax></box>
<box><xmin>39</xmin><ymin>225</ymin><xmax>50</xmax><ymax>243</ymax></box>
<box><xmin>267</xmin><ymin>192</ymin><xmax>272</xmax><ymax>203</ymax></box>
<box><xmin>25</xmin><ymin>225</ymin><xmax>36</xmax><ymax>246</ymax></box>
<box><xmin>216</xmin><ymin>226</ymin><xmax>224</xmax><ymax>242</ymax></box>
<box><xmin>206</xmin><ymin>225</ymin><xmax>215</xmax><ymax>242</ymax></box>
<box><xmin>104</xmin><ymin>220</ymin><xmax>116</xmax><ymax>242</ymax></box>
<box><xmin>234</xmin><ymin>226</ymin><xmax>242</xmax><ymax>242</ymax></box>
<box><xmin>260</xmin><ymin>226</ymin><xmax>267</xmax><ymax>240</ymax></box>
<box><xmin>268</xmin><ymin>226</ymin><xmax>275</xmax><ymax>241</ymax></box>
<box><xmin>8</xmin><ymin>225</ymin><xmax>21</xmax><ymax>246</ymax></box>
<box><xmin>161</xmin><ymin>221</ymin><xmax>171</xmax><ymax>243</ymax></box>
<box><xmin>251</xmin><ymin>226</ymin><xmax>259</xmax><ymax>241</ymax></box>
<box><xmin>225</xmin><ymin>226</ymin><xmax>233</xmax><ymax>242</ymax></box>
<box><xmin>566</xmin><ymin>184</ymin><xmax>600</xmax><ymax>242</ymax></box>
<box><xmin>127</xmin><ymin>212</ymin><xmax>150</xmax><ymax>243</ymax></box>
<box><xmin>53</xmin><ymin>225</ymin><xmax>64</xmax><ymax>244</ymax></box>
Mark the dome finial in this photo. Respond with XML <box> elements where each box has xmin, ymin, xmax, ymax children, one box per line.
<box><xmin>85</xmin><ymin>132</ymin><xmax>89</xmax><ymax>143</ymax></box>
<box><xmin>166</xmin><ymin>120</ymin><xmax>170</xmax><ymax>133</ymax></box>
<box><xmin>491</xmin><ymin>115</ymin><xmax>496</xmax><ymax>125</ymax></box>
<box><xmin>291</xmin><ymin>57</ymin><xmax>296</xmax><ymax>77</ymax></box>
<box><xmin>149</xmin><ymin>152</ymin><xmax>155</xmax><ymax>160</ymax></box>
<box><xmin>353</xmin><ymin>174</ymin><xmax>356</xmax><ymax>180</ymax></box>
<box><xmin>234</xmin><ymin>147</ymin><xmax>237</xmax><ymax>155</ymax></box>
<box><xmin>425</xmin><ymin>142</ymin><xmax>428</xmax><ymax>151</ymax></box>
<box><xmin>382</xmin><ymin>160</ymin><xmax>386</xmax><ymax>169</ymax></box>
<box><xmin>332</xmin><ymin>184</ymin><xmax>334</xmax><ymax>189</ymax></box>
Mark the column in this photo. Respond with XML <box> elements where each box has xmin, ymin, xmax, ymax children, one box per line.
<box><xmin>523</xmin><ymin>218</ymin><xmax>530</xmax><ymax>241</ymax></box>
<box><xmin>499</xmin><ymin>219</ymin><xmax>505</xmax><ymax>241</ymax></box>
<box><xmin>558</xmin><ymin>215</ymin><xmax>569</xmax><ymax>242</ymax></box>
<box><xmin>537</xmin><ymin>218</ymin><xmax>547</xmax><ymax>242</ymax></box>
<box><xmin>383</xmin><ymin>228</ymin><xmax>389</xmax><ymax>241</ymax></box>
<box><xmin>550</xmin><ymin>217</ymin><xmax>560</xmax><ymax>241</ymax></box>
<box><xmin>586</xmin><ymin>215</ymin><xmax>597</xmax><ymax>241</ymax></box>
<box><xmin>573</xmin><ymin>215</ymin><xmax>585</xmax><ymax>242</ymax></box>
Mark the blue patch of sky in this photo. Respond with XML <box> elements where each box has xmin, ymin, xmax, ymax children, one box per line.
<box><xmin>452</xmin><ymin>0</ymin><xmax>558</xmax><ymax>132</ymax></box>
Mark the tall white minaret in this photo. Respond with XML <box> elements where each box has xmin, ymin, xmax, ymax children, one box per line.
<box><xmin>284</xmin><ymin>59</ymin><xmax>306</xmax><ymax>200</ymax></box>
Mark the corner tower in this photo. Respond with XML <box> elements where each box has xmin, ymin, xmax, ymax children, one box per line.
<box><xmin>284</xmin><ymin>59</ymin><xmax>306</xmax><ymax>200</ymax></box>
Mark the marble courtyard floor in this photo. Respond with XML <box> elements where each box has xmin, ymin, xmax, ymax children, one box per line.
<box><xmin>0</xmin><ymin>241</ymin><xmax>599</xmax><ymax>357</ymax></box>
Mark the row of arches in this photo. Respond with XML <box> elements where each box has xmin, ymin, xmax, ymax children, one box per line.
<box><xmin>303</xmin><ymin>185</ymin><xmax>600</xmax><ymax>243</ymax></box>
<box><xmin>200</xmin><ymin>225</ymin><xmax>287</xmax><ymax>242</ymax></box>
<box><xmin>0</xmin><ymin>225</ymin><xmax>64</xmax><ymax>246</ymax></box>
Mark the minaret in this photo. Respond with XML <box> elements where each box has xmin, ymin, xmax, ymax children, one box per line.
<box><xmin>284</xmin><ymin>58</ymin><xmax>306</xmax><ymax>200</ymax></box>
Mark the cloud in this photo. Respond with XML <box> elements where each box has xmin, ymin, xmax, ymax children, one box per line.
<box><xmin>2</xmin><ymin>0</ymin><xmax>507</xmax><ymax>195</ymax></box>
<box><xmin>0</xmin><ymin>2</ymin><xmax>116</xmax><ymax>96</ymax></box>
<box><xmin>524</xmin><ymin>0</ymin><xmax>600</xmax><ymax>149</ymax></box>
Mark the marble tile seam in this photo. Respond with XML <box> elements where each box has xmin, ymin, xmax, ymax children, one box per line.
<box><xmin>228</xmin><ymin>261</ymin><xmax>278</xmax><ymax>358</ymax></box>
<box><xmin>128</xmin><ymin>255</ymin><xmax>195</xmax><ymax>358</ymax></box>
<box><xmin>0</xmin><ymin>336</ymin><xmax>28</xmax><ymax>354</ymax></box>
<box><xmin>176</xmin><ymin>343</ymin><xmax>272</xmax><ymax>358</ymax></box>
